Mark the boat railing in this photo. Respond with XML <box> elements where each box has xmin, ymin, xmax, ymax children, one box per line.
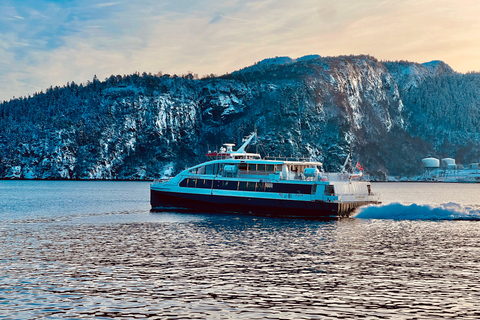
<box><xmin>264</xmin><ymin>156</ymin><xmax>313</xmax><ymax>162</ymax></box>
<box><xmin>278</xmin><ymin>172</ymin><xmax>371</xmax><ymax>182</ymax></box>
<box><xmin>152</xmin><ymin>178</ymin><xmax>170</xmax><ymax>184</ymax></box>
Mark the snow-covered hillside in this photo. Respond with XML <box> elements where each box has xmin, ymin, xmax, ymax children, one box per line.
<box><xmin>1</xmin><ymin>55</ymin><xmax>479</xmax><ymax>180</ymax></box>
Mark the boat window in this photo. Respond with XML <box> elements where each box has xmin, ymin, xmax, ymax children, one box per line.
<box><xmin>179</xmin><ymin>178</ymin><xmax>188</xmax><ymax>187</ymax></box>
<box><xmin>239</xmin><ymin>163</ymin><xmax>247</xmax><ymax>171</ymax></box>
<box><xmin>273</xmin><ymin>183</ymin><xmax>312</xmax><ymax>194</ymax></box>
<box><xmin>196</xmin><ymin>179</ymin><xmax>213</xmax><ymax>189</ymax></box>
<box><xmin>257</xmin><ymin>164</ymin><xmax>266</xmax><ymax>172</ymax></box>
<box><xmin>247</xmin><ymin>164</ymin><xmax>256</xmax><ymax>171</ymax></box>
<box><xmin>196</xmin><ymin>166</ymin><xmax>205</xmax><ymax>175</ymax></box>
<box><xmin>206</xmin><ymin>179</ymin><xmax>213</xmax><ymax>188</ymax></box>
<box><xmin>187</xmin><ymin>179</ymin><xmax>197</xmax><ymax>188</ymax></box>
<box><xmin>246</xmin><ymin>182</ymin><xmax>256</xmax><ymax>191</ymax></box>
<box><xmin>223</xmin><ymin>181</ymin><xmax>238</xmax><ymax>190</ymax></box>
<box><xmin>256</xmin><ymin>182</ymin><xmax>265</xmax><ymax>192</ymax></box>
<box><xmin>238</xmin><ymin>181</ymin><xmax>247</xmax><ymax>191</ymax></box>
<box><xmin>266</xmin><ymin>164</ymin><xmax>275</xmax><ymax>172</ymax></box>
<box><xmin>213</xmin><ymin>180</ymin><xmax>237</xmax><ymax>190</ymax></box>
<box><xmin>180</xmin><ymin>178</ymin><xmax>213</xmax><ymax>188</ymax></box>
<box><xmin>324</xmin><ymin>185</ymin><xmax>335</xmax><ymax>195</ymax></box>
<box><xmin>205</xmin><ymin>164</ymin><xmax>214</xmax><ymax>175</ymax></box>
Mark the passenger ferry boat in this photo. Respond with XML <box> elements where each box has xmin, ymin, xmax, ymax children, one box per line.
<box><xmin>150</xmin><ymin>133</ymin><xmax>380</xmax><ymax>218</ymax></box>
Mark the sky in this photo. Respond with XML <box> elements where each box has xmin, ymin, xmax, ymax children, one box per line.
<box><xmin>1</xmin><ymin>0</ymin><xmax>480</xmax><ymax>102</ymax></box>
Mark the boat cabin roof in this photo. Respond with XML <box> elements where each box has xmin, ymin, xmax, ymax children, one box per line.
<box><xmin>203</xmin><ymin>132</ymin><xmax>323</xmax><ymax>167</ymax></box>
<box><xmin>190</xmin><ymin>158</ymin><xmax>323</xmax><ymax>169</ymax></box>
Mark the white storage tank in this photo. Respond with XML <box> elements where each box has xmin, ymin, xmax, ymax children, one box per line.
<box><xmin>441</xmin><ymin>158</ymin><xmax>456</xmax><ymax>169</ymax></box>
<box><xmin>422</xmin><ymin>157</ymin><xmax>440</xmax><ymax>168</ymax></box>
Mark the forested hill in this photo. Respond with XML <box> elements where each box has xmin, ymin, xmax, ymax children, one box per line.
<box><xmin>1</xmin><ymin>55</ymin><xmax>480</xmax><ymax>180</ymax></box>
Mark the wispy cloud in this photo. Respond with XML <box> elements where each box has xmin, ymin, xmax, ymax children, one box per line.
<box><xmin>93</xmin><ymin>2</ymin><xmax>120</xmax><ymax>8</ymax></box>
<box><xmin>213</xmin><ymin>14</ymin><xmax>295</xmax><ymax>31</ymax></box>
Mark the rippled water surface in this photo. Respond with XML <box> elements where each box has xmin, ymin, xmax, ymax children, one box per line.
<box><xmin>1</xmin><ymin>181</ymin><xmax>480</xmax><ymax>319</ymax></box>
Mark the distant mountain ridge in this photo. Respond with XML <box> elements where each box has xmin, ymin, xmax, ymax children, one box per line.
<box><xmin>1</xmin><ymin>54</ymin><xmax>479</xmax><ymax>180</ymax></box>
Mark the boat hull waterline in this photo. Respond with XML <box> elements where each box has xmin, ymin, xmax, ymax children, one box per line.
<box><xmin>151</xmin><ymin>189</ymin><xmax>377</xmax><ymax>218</ymax></box>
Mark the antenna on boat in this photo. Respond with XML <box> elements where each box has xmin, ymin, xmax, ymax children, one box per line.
<box><xmin>255</xmin><ymin>126</ymin><xmax>258</xmax><ymax>154</ymax></box>
<box><xmin>340</xmin><ymin>154</ymin><xmax>350</xmax><ymax>173</ymax></box>
<box><xmin>237</xmin><ymin>132</ymin><xmax>256</xmax><ymax>153</ymax></box>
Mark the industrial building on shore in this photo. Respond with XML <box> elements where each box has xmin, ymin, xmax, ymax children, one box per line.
<box><xmin>421</xmin><ymin>157</ymin><xmax>480</xmax><ymax>182</ymax></box>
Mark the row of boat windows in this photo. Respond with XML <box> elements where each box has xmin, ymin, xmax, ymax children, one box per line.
<box><xmin>179</xmin><ymin>178</ymin><xmax>313</xmax><ymax>194</ymax></box>
<box><xmin>207</xmin><ymin>155</ymin><xmax>262</xmax><ymax>160</ymax></box>
<box><xmin>189</xmin><ymin>163</ymin><xmax>279</xmax><ymax>175</ymax></box>
<box><xmin>238</xmin><ymin>163</ymin><xmax>277</xmax><ymax>172</ymax></box>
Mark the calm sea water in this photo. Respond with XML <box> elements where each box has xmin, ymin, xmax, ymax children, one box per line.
<box><xmin>1</xmin><ymin>181</ymin><xmax>480</xmax><ymax>319</ymax></box>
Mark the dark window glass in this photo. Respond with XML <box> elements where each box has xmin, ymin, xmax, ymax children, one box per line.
<box><xmin>256</xmin><ymin>182</ymin><xmax>265</xmax><ymax>192</ymax></box>
<box><xmin>246</xmin><ymin>182</ymin><xmax>256</xmax><ymax>191</ymax></box>
<box><xmin>298</xmin><ymin>185</ymin><xmax>312</xmax><ymax>194</ymax></box>
<box><xmin>179</xmin><ymin>178</ymin><xmax>188</xmax><ymax>187</ymax></box>
<box><xmin>324</xmin><ymin>185</ymin><xmax>335</xmax><ymax>195</ymax></box>
<box><xmin>223</xmin><ymin>180</ymin><xmax>238</xmax><ymax>190</ymax></box>
<box><xmin>205</xmin><ymin>179</ymin><xmax>213</xmax><ymax>189</ymax></box>
<box><xmin>238</xmin><ymin>181</ymin><xmax>247</xmax><ymax>191</ymax></box>
<box><xmin>248</xmin><ymin>164</ymin><xmax>256</xmax><ymax>171</ymax></box>
<box><xmin>239</xmin><ymin>163</ymin><xmax>247</xmax><ymax>170</ymax></box>
<box><xmin>197</xmin><ymin>166</ymin><xmax>205</xmax><ymax>174</ymax></box>
<box><xmin>195</xmin><ymin>179</ymin><xmax>212</xmax><ymax>189</ymax></box>
<box><xmin>187</xmin><ymin>179</ymin><xmax>196</xmax><ymax>188</ymax></box>
<box><xmin>213</xmin><ymin>180</ymin><xmax>237</xmax><ymax>190</ymax></box>
<box><xmin>266</xmin><ymin>165</ymin><xmax>275</xmax><ymax>172</ymax></box>
<box><xmin>274</xmin><ymin>183</ymin><xmax>311</xmax><ymax>194</ymax></box>
<box><xmin>257</xmin><ymin>164</ymin><xmax>266</xmax><ymax>172</ymax></box>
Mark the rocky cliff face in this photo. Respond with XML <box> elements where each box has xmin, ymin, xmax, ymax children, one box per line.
<box><xmin>1</xmin><ymin>55</ymin><xmax>479</xmax><ymax>179</ymax></box>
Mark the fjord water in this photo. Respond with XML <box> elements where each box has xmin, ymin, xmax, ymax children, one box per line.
<box><xmin>1</xmin><ymin>181</ymin><xmax>480</xmax><ymax>319</ymax></box>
